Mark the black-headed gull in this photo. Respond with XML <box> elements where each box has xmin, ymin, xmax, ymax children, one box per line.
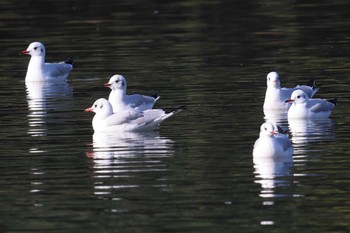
<box><xmin>263</xmin><ymin>71</ymin><xmax>319</xmax><ymax>110</ymax></box>
<box><xmin>253</xmin><ymin>122</ymin><xmax>293</xmax><ymax>158</ymax></box>
<box><xmin>285</xmin><ymin>89</ymin><xmax>337</xmax><ymax>119</ymax></box>
<box><xmin>104</xmin><ymin>74</ymin><xmax>160</xmax><ymax>113</ymax></box>
<box><xmin>21</xmin><ymin>42</ymin><xmax>73</xmax><ymax>82</ymax></box>
<box><xmin>84</xmin><ymin>98</ymin><xmax>184</xmax><ymax>132</ymax></box>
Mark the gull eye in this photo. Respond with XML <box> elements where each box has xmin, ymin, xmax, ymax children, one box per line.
<box><xmin>34</xmin><ymin>46</ymin><xmax>38</xmax><ymax>50</ymax></box>
<box><xmin>297</xmin><ymin>95</ymin><xmax>301</xmax><ymax>99</ymax></box>
<box><xmin>100</xmin><ymin>104</ymin><xmax>103</xmax><ymax>109</ymax></box>
<box><xmin>115</xmin><ymin>80</ymin><xmax>119</xmax><ymax>83</ymax></box>
<box><xmin>94</xmin><ymin>104</ymin><xmax>97</xmax><ymax>108</ymax></box>
<box><xmin>264</xmin><ymin>127</ymin><xmax>267</xmax><ymax>131</ymax></box>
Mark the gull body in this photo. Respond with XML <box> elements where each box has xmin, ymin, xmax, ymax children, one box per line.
<box><xmin>105</xmin><ymin>74</ymin><xmax>159</xmax><ymax>113</ymax></box>
<box><xmin>263</xmin><ymin>71</ymin><xmax>319</xmax><ymax>110</ymax></box>
<box><xmin>21</xmin><ymin>42</ymin><xmax>73</xmax><ymax>82</ymax></box>
<box><xmin>253</xmin><ymin>122</ymin><xmax>293</xmax><ymax>158</ymax></box>
<box><xmin>85</xmin><ymin>98</ymin><xmax>184</xmax><ymax>132</ymax></box>
<box><xmin>286</xmin><ymin>89</ymin><xmax>337</xmax><ymax>119</ymax></box>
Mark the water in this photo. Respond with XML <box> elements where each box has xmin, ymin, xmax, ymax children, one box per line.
<box><xmin>1</xmin><ymin>0</ymin><xmax>350</xmax><ymax>232</ymax></box>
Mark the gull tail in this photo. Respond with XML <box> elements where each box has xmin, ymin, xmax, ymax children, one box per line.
<box><xmin>327</xmin><ymin>98</ymin><xmax>337</xmax><ymax>106</ymax></box>
<box><xmin>164</xmin><ymin>105</ymin><xmax>187</xmax><ymax>115</ymax></box>
<box><xmin>305</xmin><ymin>79</ymin><xmax>319</xmax><ymax>97</ymax></box>
<box><xmin>158</xmin><ymin>105</ymin><xmax>186</xmax><ymax>122</ymax></box>
<box><xmin>64</xmin><ymin>58</ymin><xmax>74</xmax><ymax>65</ymax></box>
<box><xmin>151</xmin><ymin>92</ymin><xmax>160</xmax><ymax>101</ymax></box>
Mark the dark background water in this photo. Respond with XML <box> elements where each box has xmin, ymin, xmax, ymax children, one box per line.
<box><xmin>1</xmin><ymin>0</ymin><xmax>350</xmax><ymax>232</ymax></box>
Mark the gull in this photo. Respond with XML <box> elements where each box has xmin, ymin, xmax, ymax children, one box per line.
<box><xmin>285</xmin><ymin>89</ymin><xmax>337</xmax><ymax>119</ymax></box>
<box><xmin>253</xmin><ymin>122</ymin><xmax>293</xmax><ymax>158</ymax></box>
<box><xmin>20</xmin><ymin>42</ymin><xmax>73</xmax><ymax>82</ymax></box>
<box><xmin>104</xmin><ymin>74</ymin><xmax>159</xmax><ymax>113</ymax></box>
<box><xmin>263</xmin><ymin>71</ymin><xmax>319</xmax><ymax>110</ymax></box>
<box><xmin>84</xmin><ymin>98</ymin><xmax>185</xmax><ymax>132</ymax></box>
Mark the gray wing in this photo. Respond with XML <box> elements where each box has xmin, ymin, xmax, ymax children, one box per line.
<box><xmin>106</xmin><ymin>110</ymin><xmax>143</xmax><ymax>126</ymax></box>
<box><xmin>280</xmin><ymin>88</ymin><xmax>295</xmax><ymax>100</ymax></box>
<box><xmin>45</xmin><ymin>62</ymin><xmax>73</xmax><ymax>77</ymax></box>
<box><xmin>127</xmin><ymin>94</ymin><xmax>158</xmax><ymax>111</ymax></box>
<box><xmin>309</xmin><ymin>99</ymin><xmax>335</xmax><ymax>113</ymax></box>
<box><xmin>297</xmin><ymin>85</ymin><xmax>319</xmax><ymax>98</ymax></box>
<box><xmin>276</xmin><ymin>137</ymin><xmax>292</xmax><ymax>152</ymax></box>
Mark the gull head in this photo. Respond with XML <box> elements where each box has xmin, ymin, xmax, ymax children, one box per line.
<box><xmin>21</xmin><ymin>42</ymin><xmax>46</xmax><ymax>57</ymax></box>
<box><xmin>266</xmin><ymin>71</ymin><xmax>281</xmax><ymax>88</ymax></box>
<box><xmin>84</xmin><ymin>98</ymin><xmax>113</xmax><ymax>117</ymax></box>
<box><xmin>286</xmin><ymin>89</ymin><xmax>308</xmax><ymax>104</ymax></box>
<box><xmin>259</xmin><ymin>122</ymin><xmax>277</xmax><ymax>137</ymax></box>
<box><xmin>104</xmin><ymin>74</ymin><xmax>127</xmax><ymax>91</ymax></box>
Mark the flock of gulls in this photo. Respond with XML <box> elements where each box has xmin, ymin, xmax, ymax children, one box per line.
<box><xmin>21</xmin><ymin>41</ymin><xmax>337</xmax><ymax>159</ymax></box>
<box><xmin>21</xmin><ymin>41</ymin><xmax>185</xmax><ymax>133</ymax></box>
<box><xmin>254</xmin><ymin>71</ymin><xmax>337</xmax><ymax>160</ymax></box>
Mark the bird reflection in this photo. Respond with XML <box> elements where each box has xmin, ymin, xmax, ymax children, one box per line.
<box><xmin>288</xmin><ymin>118</ymin><xmax>335</xmax><ymax>145</ymax></box>
<box><xmin>87</xmin><ymin>131</ymin><xmax>175</xmax><ymax>196</ymax></box>
<box><xmin>253</xmin><ymin>156</ymin><xmax>293</xmax><ymax>198</ymax></box>
<box><xmin>26</xmin><ymin>81</ymin><xmax>73</xmax><ymax>137</ymax></box>
<box><xmin>263</xmin><ymin>108</ymin><xmax>288</xmax><ymax>125</ymax></box>
<box><xmin>87</xmin><ymin>131</ymin><xmax>174</xmax><ymax>161</ymax></box>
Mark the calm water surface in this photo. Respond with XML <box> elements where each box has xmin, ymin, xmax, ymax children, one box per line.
<box><xmin>1</xmin><ymin>0</ymin><xmax>350</xmax><ymax>232</ymax></box>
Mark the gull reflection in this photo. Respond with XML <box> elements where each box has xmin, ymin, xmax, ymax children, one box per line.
<box><xmin>288</xmin><ymin>118</ymin><xmax>335</xmax><ymax>145</ymax></box>
<box><xmin>263</xmin><ymin>108</ymin><xmax>288</xmax><ymax>124</ymax></box>
<box><xmin>253</xmin><ymin>156</ymin><xmax>293</xmax><ymax>198</ymax></box>
<box><xmin>26</xmin><ymin>81</ymin><xmax>73</xmax><ymax>137</ymax></box>
<box><xmin>87</xmin><ymin>131</ymin><xmax>175</xmax><ymax>196</ymax></box>
<box><xmin>87</xmin><ymin>131</ymin><xmax>174</xmax><ymax>161</ymax></box>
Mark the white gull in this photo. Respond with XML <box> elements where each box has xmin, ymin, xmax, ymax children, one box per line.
<box><xmin>286</xmin><ymin>89</ymin><xmax>337</xmax><ymax>119</ymax></box>
<box><xmin>253</xmin><ymin>122</ymin><xmax>293</xmax><ymax>158</ymax></box>
<box><xmin>104</xmin><ymin>74</ymin><xmax>159</xmax><ymax>113</ymax></box>
<box><xmin>263</xmin><ymin>71</ymin><xmax>319</xmax><ymax>110</ymax></box>
<box><xmin>84</xmin><ymin>98</ymin><xmax>184</xmax><ymax>132</ymax></box>
<box><xmin>21</xmin><ymin>42</ymin><xmax>73</xmax><ymax>82</ymax></box>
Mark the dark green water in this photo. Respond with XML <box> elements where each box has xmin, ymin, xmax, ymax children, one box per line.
<box><xmin>1</xmin><ymin>0</ymin><xmax>350</xmax><ymax>232</ymax></box>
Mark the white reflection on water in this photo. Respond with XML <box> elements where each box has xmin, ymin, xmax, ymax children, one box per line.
<box><xmin>87</xmin><ymin>131</ymin><xmax>174</xmax><ymax>161</ymax></box>
<box><xmin>26</xmin><ymin>81</ymin><xmax>73</xmax><ymax>137</ymax></box>
<box><xmin>253</xmin><ymin>155</ymin><xmax>293</xmax><ymax>198</ymax></box>
<box><xmin>263</xmin><ymin>108</ymin><xmax>288</xmax><ymax>124</ymax></box>
<box><xmin>87</xmin><ymin>131</ymin><xmax>175</xmax><ymax>196</ymax></box>
<box><xmin>288</xmin><ymin>118</ymin><xmax>335</xmax><ymax>146</ymax></box>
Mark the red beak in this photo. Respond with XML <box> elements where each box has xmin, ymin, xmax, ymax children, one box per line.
<box><xmin>84</xmin><ymin>107</ymin><xmax>93</xmax><ymax>112</ymax></box>
<box><xmin>104</xmin><ymin>82</ymin><xmax>111</xmax><ymax>87</ymax></box>
<box><xmin>20</xmin><ymin>50</ymin><xmax>29</xmax><ymax>55</ymax></box>
<box><xmin>285</xmin><ymin>99</ymin><xmax>294</xmax><ymax>103</ymax></box>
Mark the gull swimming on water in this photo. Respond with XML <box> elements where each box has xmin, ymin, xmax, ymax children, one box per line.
<box><xmin>104</xmin><ymin>74</ymin><xmax>159</xmax><ymax>113</ymax></box>
<box><xmin>263</xmin><ymin>71</ymin><xmax>319</xmax><ymax>110</ymax></box>
<box><xmin>253</xmin><ymin>122</ymin><xmax>293</xmax><ymax>158</ymax></box>
<box><xmin>84</xmin><ymin>98</ymin><xmax>185</xmax><ymax>132</ymax></box>
<box><xmin>21</xmin><ymin>41</ymin><xmax>73</xmax><ymax>82</ymax></box>
<box><xmin>285</xmin><ymin>89</ymin><xmax>337</xmax><ymax>119</ymax></box>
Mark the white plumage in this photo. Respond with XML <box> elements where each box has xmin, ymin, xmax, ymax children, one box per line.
<box><xmin>104</xmin><ymin>74</ymin><xmax>159</xmax><ymax>113</ymax></box>
<box><xmin>286</xmin><ymin>89</ymin><xmax>337</xmax><ymax>119</ymax></box>
<box><xmin>263</xmin><ymin>71</ymin><xmax>319</xmax><ymax>110</ymax></box>
<box><xmin>253</xmin><ymin>122</ymin><xmax>293</xmax><ymax>158</ymax></box>
<box><xmin>84</xmin><ymin>98</ymin><xmax>184</xmax><ymax>132</ymax></box>
<box><xmin>21</xmin><ymin>42</ymin><xmax>73</xmax><ymax>82</ymax></box>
